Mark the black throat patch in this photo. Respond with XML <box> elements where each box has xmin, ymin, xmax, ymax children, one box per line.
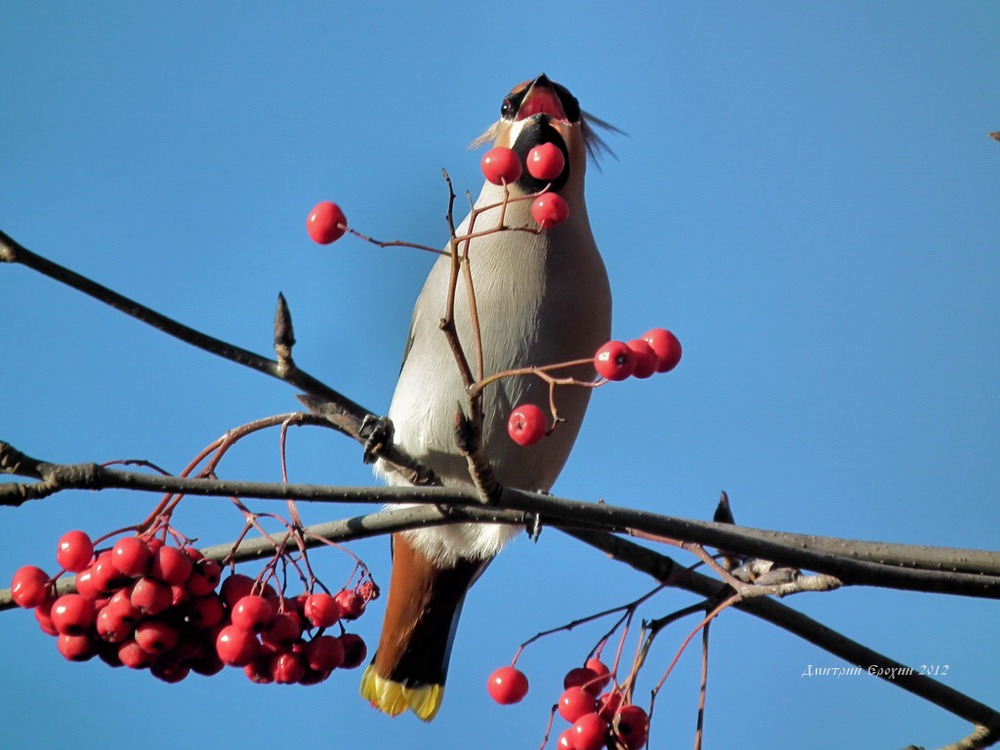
<box><xmin>512</xmin><ymin>117</ymin><xmax>571</xmax><ymax>194</ymax></box>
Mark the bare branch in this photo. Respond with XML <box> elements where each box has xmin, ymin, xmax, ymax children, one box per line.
<box><xmin>4</xmin><ymin>440</ymin><xmax>1000</xmax><ymax>599</ymax></box>
<box><xmin>939</xmin><ymin>725</ymin><xmax>998</xmax><ymax>750</ymax></box>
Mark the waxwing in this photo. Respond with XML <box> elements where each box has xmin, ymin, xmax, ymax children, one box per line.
<box><xmin>361</xmin><ymin>74</ymin><xmax>614</xmax><ymax>720</ymax></box>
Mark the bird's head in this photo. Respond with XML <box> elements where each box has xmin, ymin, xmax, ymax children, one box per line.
<box><xmin>471</xmin><ymin>74</ymin><xmax>620</xmax><ymax>196</ymax></box>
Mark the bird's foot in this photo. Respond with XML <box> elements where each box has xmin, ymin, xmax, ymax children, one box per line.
<box><xmin>360</xmin><ymin>414</ymin><xmax>395</xmax><ymax>465</ymax></box>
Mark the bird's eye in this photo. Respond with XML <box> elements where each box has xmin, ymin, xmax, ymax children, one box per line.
<box><xmin>500</xmin><ymin>98</ymin><xmax>514</xmax><ymax>118</ymax></box>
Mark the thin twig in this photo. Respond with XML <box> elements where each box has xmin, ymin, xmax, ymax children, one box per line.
<box><xmin>347</xmin><ymin>227</ymin><xmax>446</xmax><ymax>256</ymax></box>
<box><xmin>694</xmin><ymin>619</ymin><xmax>710</xmax><ymax>750</ymax></box>
<box><xmin>565</xmin><ymin>529</ymin><xmax>1000</xmax><ymax>735</ymax></box>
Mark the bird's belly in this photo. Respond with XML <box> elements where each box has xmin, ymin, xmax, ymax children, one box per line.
<box><xmin>381</xmin><ymin>218</ymin><xmax>610</xmax><ymax>565</ymax></box>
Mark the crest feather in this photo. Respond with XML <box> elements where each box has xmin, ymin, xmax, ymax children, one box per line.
<box><xmin>469</xmin><ymin>112</ymin><xmax>623</xmax><ymax>166</ymax></box>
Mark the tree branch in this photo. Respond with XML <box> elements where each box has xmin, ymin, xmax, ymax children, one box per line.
<box><xmin>4</xmin><ymin>439</ymin><xmax>1000</xmax><ymax>600</ymax></box>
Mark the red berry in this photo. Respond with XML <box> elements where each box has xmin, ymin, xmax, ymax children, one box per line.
<box><xmin>57</xmin><ymin>633</ymin><xmax>96</xmax><ymax>662</ymax></box>
<box><xmin>556</xmin><ymin>730</ymin><xmax>575</xmax><ymax>749</ymax></box>
<box><xmin>487</xmin><ymin>666</ymin><xmax>529</xmax><ymax>705</ymax></box>
<box><xmin>97</xmin><ymin>641</ymin><xmax>124</xmax><ymax>668</ymax></box>
<box><xmin>57</xmin><ymin>530</ymin><xmax>94</xmax><ymax>573</ymax></box>
<box><xmin>190</xmin><ymin>649</ymin><xmax>225</xmax><ymax>677</ymax></box>
<box><xmin>111</xmin><ymin>537</ymin><xmax>151</xmax><ymax>577</ymax></box>
<box><xmin>481</xmin><ymin>147</ymin><xmax>522</xmax><ymax>185</ymax></box>
<box><xmin>338</xmin><ymin>633</ymin><xmax>367</xmax><ymax>669</ymax></box>
<box><xmin>304</xmin><ymin>593</ymin><xmax>342</xmax><ymax>628</ymax></box>
<box><xmin>259</xmin><ymin>581</ymin><xmax>280</xmax><ymax>601</ymax></box>
<box><xmin>145</xmin><ymin>537</ymin><xmax>164</xmax><ymax>555</ymax></box>
<box><xmin>150</xmin><ymin>546</ymin><xmax>193</xmax><ymax>585</ymax></box>
<box><xmin>184</xmin><ymin>571</ymin><xmax>215</xmax><ymax>599</ymax></box>
<box><xmin>597</xmin><ymin>690</ymin><xmax>624</xmax><ymax>722</ymax></box>
<box><xmin>563</xmin><ymin>666</ymin><xmax>600</xmax><ymax>693</ymax></box>
<box><xmin>585</xmin><ymin>658</ymin><xmax>612</xmax><ymax>691</ymax></box>
<box><xmin>91</xmin><ymin>551</ymin><xmax>128</xmax><ymax>595</ymax></box>
<box><xmin>35</xmin><ymin>599</ymin><xmax>58</xmax><ymax>636</ymax></box>
<box><xmin>244</xmin><ymin>656</ymin><xmax>274</xmax><ymax>684</ymax></box>
<box><xmin>307</xmin><ymin>201</ymin><xmax>348</xmax><ymax>244</ymax></box>
<box><xmin>526</xmin><ymin>143</ymin><xmax>565</xmax><ymax>182</ymax></box>
<box><xmin>74</xmin><ymin>568</ymin><xmax>100</xmax><ymax>600</ymax></box>
<box><xmin>170</xmin><ymin>637</ymin><xmax>205</xmax><ymax>664</ymax></box>
<box><xmin>187</xmin><ymin>559</ymin><xmax>222</xmax><ymax>596</ymax></box>
<box><xmin>271</xmin><ymin>651</ymin><xmax>306</xmax><ymax>685</ymax></box>
<box><xmin>106</xmin><ymin>587</ymin><xmax>141</xmax><ymax>623</ymax></box>
<box><xmin>261</xmin><ymin>612</ymin><xmax>301</xmax><ymax>650</ymax></box>
<box><xmin>627</xmin><ymin>339</ymin><xmax>659</xmax><ymax>379</ymax></box>
<box><xmin>216</xmin><ymin>625</ymin><xmax>260</xmax><ymax>667</ymax></box>
<box><xmin>151</xmin><ymin>657</ymin><xmax>191</xmax><ymax>684</ymax></box>
<box><xmin>285</xmin><ymin>593</ymin><xmax>309</xmax><ymax>619</ymax></box>
<box><xmin>570</xmin><ymin>713</ymin><xmax>608</xmax><ymax>750</ymax></box>
<box><xmin>170</xmin><ymin>584</ymin><xmax>189</xmax><ymax>608</ymax></box>
<box><xmin>220</xmin><ymin>573</ymin><xmax>256</xmax><ymax>608</ymax></box>
<box><xmin>231</xmin><ymin>595</ymin><xmax>274</xmax><ymax>633</ymax></box>
<box><xmin>304</xmin><ymin>634</ymin><xmax>345</xmax><ymax>671</ymax></box>
<box><xmin>135</xmin><ymin>619</ymin><xmax>179</xmax><ymax>655</ymax></box>
<box><xmin>131</xmin><ymin>577</ymin><xmax>173</xmax><ymax>616</ymax></box>
<box><xmin>531</xmin><ymin>193</ymin><xmax>569</xmax><ymax>228</ymax></box>
<box><xmin>10</xmin><ymin>565</ymin><xmax>51</xmax><ymax>608</ymax></box>
<box><xmin>612</xmin><ymin>704</ymin><xmax>650</xmax><ymax>749</ymax></box>
<box><xmin>118</xmin><ymin>639</ymin><xmax>156</xmax><ymax>669</ymax></box>
<box><xmin>50</xmin><ymin>593</ymin><xmax>95</xmax><ymax>635</ymax></box>
<box><xmin>641</xmin><ymin>328</ymin><xmax>682</xmax><ymax>373</ymax></box>
<box><xmin>188</xmin><ymin>593</ymin><xmax>225</xmax><ymax>628</ymax></box>
<box><xmin>96</xmin><ymin>606</ymin><xmax>133</xmax><ymax>643</ymax></box>
<box><xmin>298</xmin><ymin>666</ymin><xmax>333</xmax><ymax>685</ymax></box>
<box><xmin>334</xmin><ymin>589</ymin><xmax>366</xmax><ymax>620</ymax></box>
<box><xmin>594</xmin><ymin>340</ymin><xmax>636</xmax><ymax>381</ymax></box>
<box><xmin>559</xmin><ymin>686</ymin><xmax>597</xmax><ymax>722</ymax></box>
<box><xmin>507</xmin><ymin>403</ymin><xmax>547</xmax><ymax>446</ymax></box>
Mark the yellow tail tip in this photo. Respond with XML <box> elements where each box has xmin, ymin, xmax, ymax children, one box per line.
<box><xmin>360</xmin><ymin>665</ymin><xmax>444</xmax><ymax>722</ymax></box>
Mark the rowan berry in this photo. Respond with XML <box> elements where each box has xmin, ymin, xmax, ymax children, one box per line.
<box><xmin>307</xmin><ymin>201</ymin><xmax>348</xmax><ymax>244</ymax></box>
<box><xmin>481</xmin><ymin>147</ymin><xmax>522</xmax><ymax>185</ymax></box>
<box><xmin>508</xmin><ymin>403</ymin><xmax>547</xmax><ymax>446</ymax></box>
<box><xmin>487</xmin><ymin>666</ymin><xmax>529</xmax><ymax>705</ymax></box>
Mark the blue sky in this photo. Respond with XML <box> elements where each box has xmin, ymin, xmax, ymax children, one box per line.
<box><xmin>2</xmin><ymin>2</ymin><xmax>999</xmax><ymax>748</ymax></box>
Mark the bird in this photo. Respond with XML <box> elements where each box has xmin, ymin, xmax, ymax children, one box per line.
<box><xmin>361</xmin><ymin>74</ymin><xmax>614</xmax><ymax>721</ymax></box>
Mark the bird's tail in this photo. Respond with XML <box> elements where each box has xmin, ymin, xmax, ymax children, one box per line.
<box><xmin>361</xmin><ymin>533</ymin><xmax>488</xmax><ymax>721</ymax></box>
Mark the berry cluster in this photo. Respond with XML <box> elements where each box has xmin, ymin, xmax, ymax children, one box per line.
<box><xmin>487</xmin><ymin>661</ymin><xmax>650</xmax><ymax>750</ymax></box>
<box><xmin>506</xmin><ymin>328</ymin><xmax>682</xmax><ymax>447</ymax></box>
<box><xmin>216</xmin><ymin>576</ymin><xmax>369</xmax><ymax>685</ymax></box>
<box><xmin>594</xmin><ymin>328</ymin><xmax>682</xmax><ymax>382</ymax></box>
<box><xmin>10</xmin><ymin>529</ymin><xmax>372</xmax><ymax>686</ymax></box>
<box><xmin>482</xmin><ymin>144</ymin><xmax>570</xmax><ymax>229</ymax></box>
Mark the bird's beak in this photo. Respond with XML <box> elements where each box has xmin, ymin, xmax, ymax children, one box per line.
<box><xmin>515</xmin><ymin>74</ymin><xmax>570</xmax><ymax>123</ymax></box>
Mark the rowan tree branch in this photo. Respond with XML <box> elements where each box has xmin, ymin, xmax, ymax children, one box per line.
<box><xmin>3</xmin><ymin>439</ymin><xmax>1000</xmax><ymax>600</ymax></box>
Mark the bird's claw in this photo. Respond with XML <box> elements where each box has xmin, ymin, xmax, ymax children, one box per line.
<box><xmin>360</xmin><ymin>414</ymin><xmax>394</xmax><ymax>465</ymax></box>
